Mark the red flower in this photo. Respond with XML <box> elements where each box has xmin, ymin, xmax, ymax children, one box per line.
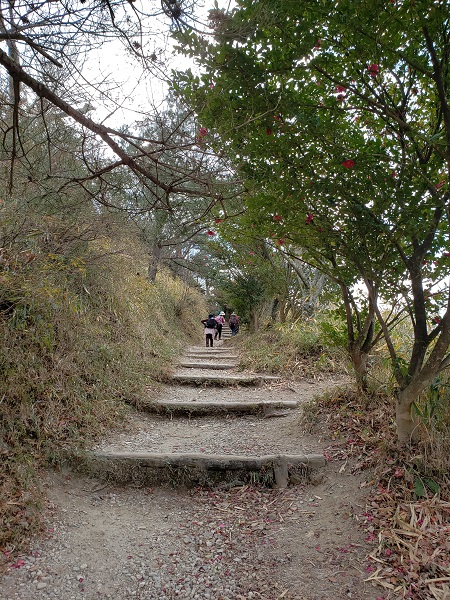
<box><xmin>367</xmin><ymin>64</ymin><xmax>380</xmax><ymax>77</ymax></box>
<box><xmin>198</xmin><ymin>127</ymin><xmax>208</xmax><ymax>137</ymax></box>
<box><xmin>305</xmin><ymin>213</ymin><xmax>314</xmax><ymax>224</ymax></box>
<box><xmin>342</xmin><ymin>159</ymin><xmax>355</xmax><ymax>169</ymax></box>
<box><xmin>315</xmin><ymin>39</ymin><xmax>321</xmax><ymax>49</ymax></box>
<box><xmin>436</xmin><ymin>180</ymin><xmax>446</xmax><ymax>189</ymax></box>
<box><xmin>276</xmin><ymin>238</ymin><xmax>285</xmax><ymax>245</ymax></box>
<box><xmin>434</xmin><ymin>317</ymin><xmax>441</xmax><ymax>324</ymax></box>
<box><xmin>206</xmin><ymin>230</ymin><xmax>215</xmax><ymax>236</ymax></box>
<box><xmin>273</xmin><ymin>115</ymin><xmax>282</xmax><ymax>121</ymax></box>
<box><xmin>266</xmin><ymin>127</ymin><xmax>273</xmax><ymax>135</ymax></box>
<box><xmin>273</xmin><ymin>214</ymin><xmax>283</xmax><ymax>221</ymax></box>
<box><xmin>443</xmin><ymin>252</ymin><xmax>450</xmax><ymax>258</ymax></box>
<box><xmin>336</xmin><ymin>85</ymin><xmax>346</xmax><ymax>93</ymax></box>
<box><xmin>214</xmin><ymin>218</ymin><xmax>222</xmax><ymax>224</ymax></box>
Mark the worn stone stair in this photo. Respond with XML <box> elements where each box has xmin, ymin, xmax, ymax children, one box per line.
<box><xmin>149</xmin><ymin>399</ymin><xmax>299</xmax><ymax>415</ymax></box>
<box><xmin>173</xmin><ymin>344</ymin><xmax>279</xmax><ymax>386</ymax></box>
<box><xmin>87</xmin><ymin>452</ymin><xmax>327</xmax><ymax>488</ymax></box>
<box><xmin>86</xmin><ymin>335</ymin><xmax>327</xmax><ymax>489</ymax></box>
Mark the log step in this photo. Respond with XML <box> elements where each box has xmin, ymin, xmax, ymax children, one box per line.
<box><xmin>86</xmin><ymin>451</ymin><xmax>327</xmax><ymax>488</ymax></box>
<box><xmin>148</xmin><ymin>399</ymin><xmax>298</xmax><ymax>415</ymax></box>
<box><xmin>178</xmin><ymin>362</ymin><xmax>237</xmax><ymax>370</ymax></box>
<box><xmin>185</xmin><ymin>354</ymin><xmax>239</xmax><ymax>360</ymax></box>
<box><xmin>187</xmin><ymin>347</ymin><xmax>232</xmax><ymax>353</ymax></box>
<box><xmin>171</xmin><ymin>373</ymin><xmax>280</xmax><ymax>386</ymax></box>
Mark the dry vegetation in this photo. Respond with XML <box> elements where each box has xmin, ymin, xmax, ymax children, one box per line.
<box><xmin>234</xmin><ymin>322</ymin><xmax>349</xmax><ymax>377</ymax></box>
<box><xmin>0</xmin><ymin>213</ymin><xmax>206</xmax><ymax>564</ymax></box>
<box><xmin>237</xmin><ymin>323</ymin><xmax>450</xmax><ymax>600</ymax></box>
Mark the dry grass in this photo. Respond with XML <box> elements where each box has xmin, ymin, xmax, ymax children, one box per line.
<box><xmin>234</xmin><ymin>322</ymin><xmax>349</xmax><ymax>377</ymax></box>
<box><xmin>0</xmin><ymin>234</ymin><xmax>205</xmax><ymax>561</ymax></box>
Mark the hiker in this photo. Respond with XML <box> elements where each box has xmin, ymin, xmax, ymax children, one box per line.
<box><xmin>229</xmin><ymin>312</ymin><xmax>240</xmax><ymax>336</ymax></box>
<box><xmin>214</xmin><ymin>311</ymin><xmax>226</xmax><ymax>340</ymax></box>
<box><xmin>201</xmin><ymin>313</ymin><xmax>217</xmax><ymax>347</ymax></box>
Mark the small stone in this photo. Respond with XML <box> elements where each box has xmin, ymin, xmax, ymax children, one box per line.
<box><xmin>36</xmin><ymin>582</ymin><xmax>47</xmax><ymax>590</ymax></box>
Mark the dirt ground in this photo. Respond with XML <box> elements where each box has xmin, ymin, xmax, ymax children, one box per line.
<box><xmin>1</xmin><ymin>365</ymin><xmax>385</xmax><ymax>599</ymax></box>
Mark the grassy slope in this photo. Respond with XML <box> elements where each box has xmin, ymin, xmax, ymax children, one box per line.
<box><xmin>0</xmin><ymin>246</ymin><xmax>205</xmax><ymax>558</ymax></box>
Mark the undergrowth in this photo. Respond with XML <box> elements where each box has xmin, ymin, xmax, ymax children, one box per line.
<box><xmin>0</xmin><ymin>237</ymin><xmax>205</xmax><ymax>560</ymax></box>
<box><xmin>235</xmin><ymin>322</ymin><xmax>349</xmax><ymax>377</ymax></box>
<box><xmin>301</xmin><ymin>386</ymin><xmax>450</xmax><ymax>599</ymax></box>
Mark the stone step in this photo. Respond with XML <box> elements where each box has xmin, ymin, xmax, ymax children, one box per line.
<box><xmin>187</xmin><ymin>346</ymin><xmax>232</xmax><ymax>353</ymax></box>
<box><xmin>171</xmin><ymin>372</ymin><xmax>280</xmax><ymax>386</ymax></box>
<box><xmin>184</xmin><ymin>354</ymin><xmax>239</xmax><ymax>360</ymax></box>
<box><xmin>86</xmin><ymin>451</ymin><xmax>327</xmax><ymax>488</ymax></box>
<box><xmin>148</xmin><ymin>399</ymin><xmax>298</xmax><ymax>415</ymax></box>
<box><xmin>178</xmin><ymin>362</ymin><xmax>237</xmax><ymax>370</ymax></box>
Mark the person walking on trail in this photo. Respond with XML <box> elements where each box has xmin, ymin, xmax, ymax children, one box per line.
<box><xmin>201</xmin><ymin>314</ymin><xmax>217</xmax><ymax>347</ymax></box>
<box><xmin>229</xmin><ymin>312</ymin><xmax>240</xmax><ymax>336</ymax></box>
<box><xmin>214</xmin><ymin>311</ymin><xmax>225</xmax><ymax>340</ymax></box>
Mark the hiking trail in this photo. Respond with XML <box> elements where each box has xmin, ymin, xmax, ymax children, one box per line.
<box><xmin>1</xmin><ymin>327</ymin><xmax>381</xmax><ymax>600</ymax></box>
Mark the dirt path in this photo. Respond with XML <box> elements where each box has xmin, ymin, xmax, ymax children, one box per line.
<box><xmin>1</xmin><ymin>342</ymin><xmax>383</xmax><ymax>600</ymax></box>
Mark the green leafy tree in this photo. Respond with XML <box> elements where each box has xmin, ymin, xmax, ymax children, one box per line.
<box><xmin>173</xmin><ymin>0</ymin><xmax>450</xmax><ymax>443</ymax></box>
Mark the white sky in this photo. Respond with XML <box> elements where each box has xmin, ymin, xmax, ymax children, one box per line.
<box><xmin>82</xmin><ymin>0</ymin><xmax>230</xmax><ymax>129</ymax></box>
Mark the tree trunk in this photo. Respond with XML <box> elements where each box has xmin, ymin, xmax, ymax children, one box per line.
<box><xmin>279</xmin><ymin>300</ymin><xmax>287</xmax><ymax>324</ymax></box>
<box><xmin>271</xmin><ymin>298</ymin><xmax>279</xmax><ymax>323</ymax></box>
<box><xmin>396</xmin><ymin>388</ymin><xmax>422</xmax><ymax>444</ymax></box>
<box><xmin>249</xmin><ymin>310</ymin><xmax>258</xmax><ymax>333</ymax></box>
<box><xmin>148</xmin><ymin>243</ymin><xmax>162</xmax><ymax>282</ymax></box>
<box><xmin>349</xmin><ymin>344</ymin><xmax>369</xmax><ymax>392</ymax></box>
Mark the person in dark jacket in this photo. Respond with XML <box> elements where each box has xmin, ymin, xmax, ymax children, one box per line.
<box><xmin>229</xmin><ymin>312</ymin><xmax>240</xmax><ymax>336</ymax></box>
<box><xmin>201</xmin><ymin>314</ymin><xmax>217</xmax><ymax>347</ymax></box>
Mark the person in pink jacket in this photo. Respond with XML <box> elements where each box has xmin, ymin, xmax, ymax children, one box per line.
<box><xmin>214</xmin><ymin>311</ymin><xmax>225</xmax><ymax>340</ymax></box>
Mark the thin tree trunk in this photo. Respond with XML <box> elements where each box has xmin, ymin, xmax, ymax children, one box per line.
<box><xmin>279</xmin><ymin>300</ymin><xmax>287</xmax><ymax>324</ymax></box>
<box><xmin>349</xmin><ymin>344</ymin><xmax>370</xmax><ymax>392</ymax></box>
<box><xmin>271</xmin><ymin>298</ymin><xmax>279</xmax><ymax>323</ymax></box>
<box><xmin>249</xmin><ymin>310</ymin><xmax>258</xmax><ymax>333</ymax></box>
<box><xmin>396</xmin><ymin>388</ymin><xmax>422</xmax><ymax>444</ymax></box>
<box><xmin>148</xmin><ymin>243</ymin><xmax>162</xmax><ymax>282</ymax></box>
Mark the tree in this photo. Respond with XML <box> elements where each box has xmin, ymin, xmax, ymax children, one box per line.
<box><xmin>173</xmin><ymin>0</ymin><xmax>450</xmax><ymax>442</ymax></box>
<box><xmin>0</xmin><ymin>0</ymin><xmax>240</xmax><ymax>211</ymax></box>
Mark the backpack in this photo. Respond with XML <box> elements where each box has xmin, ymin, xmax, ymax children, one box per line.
<box><xmin>206</xmin><ymin>317</ymin><xmax>217</xmax><ymax>328</ymax></box>
<box><xmin>229</xmin><ymin>315</ymin><xmax>238</xmax><ymax>325</ymax></box>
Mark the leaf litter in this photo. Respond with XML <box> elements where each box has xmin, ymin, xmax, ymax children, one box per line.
<box><xmin>308</xmin><ymin>388</ymin><xmax>450</xmax><ymax>599</ymax></box>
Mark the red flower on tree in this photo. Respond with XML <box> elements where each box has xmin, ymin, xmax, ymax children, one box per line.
<box><xmin>206</xmin><ymin>230</ymin><xmax>215</xmax><ymax>236</ymax></box>
<box><xmin>305</xmin><ymin>213</ymin><xmax>315</xmax><ymax>224</ymax></box>
<box><xmin>367</xmin><ymin>64</ymin><xmax>380</xmax><ymax>77</ymax></box>
<box><xmin>336</xmin><ymin>85</ymin><xmax>347</xmax><ymax>93</ymax></box>
<box><xmin>214</xmin><ymin>218</ymin><xmax>222</xmax><ymax>224</ymax></box>
<box><xmin>342</xmin><ymin>159</ymin><xmax>355</xmax><ymax>169</ymax></box>
<box><xmin>273</xmin><ymin>214</ymin><xmax>283</xmax><ymax>221</ymax></box>
<box><xmin>266</xmin><ymin>127</ymin><xmax>273</xmax><ymax>135</ymax></box>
